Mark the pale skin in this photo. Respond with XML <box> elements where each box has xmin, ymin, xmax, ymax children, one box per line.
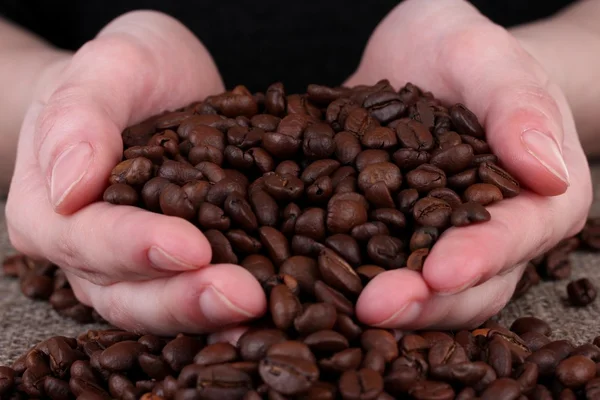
<box><xmin>0</xmin><ymin>0</ymin><xmax>598</xmax><ymax>337</ymax></box>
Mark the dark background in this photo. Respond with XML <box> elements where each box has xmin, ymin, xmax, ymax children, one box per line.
<box><xmin>0</xmin><ymin>0</ymin><xmax>573</xmax><ymax>92</ymax></box>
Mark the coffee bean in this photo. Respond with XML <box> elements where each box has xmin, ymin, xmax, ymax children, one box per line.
<box><xmin>567</xmin><ymin>278</ymin><xmax>597</xmax><ymax>306</ymax></box>
<box><xmin>318</xmin><ymin>248</ymin><xmax>363</xmax><ymax>297</ymax></box>
<box><xmin>99</xmin><ymin>341</ymin><xmax>145</xmax><ymax>372</ymax></box>
<box><xmin>327</xmin><ymin>197</ymin><xmax>368</xmax><ymax>234</ymax></box>
<box><xmin>556</xmin><ymin>355</ymin><xmax>596</xmax><ymax>388</ymax></box>
<box><xmin>334</xmin><ymin>132</ymin><xmax>362</xmax><ymax>165</ymax></box>
<box><xmin>510</xmin><ymin>317</ymin><xmax>552</xmax><ymax>337</ymax></box>
<box><xmin>451</xmin><ymin>201</ymin><xmax>491</xmax><ymax>227</ymax></box>
<box><xmin>408</xmin><ymin>380</ymin><xmax>455</xmax><ymax>400</ymax></box>
<box><xmin>427</xmin><ymin>187</ymin><xmax>462</xmax><ymax>209</ymax></box>
<box><xmin>238</xmin><ymin>329</ymin><xmax>288</xmax><ymax>361</ymax></box>
<box><xmin>447</xmin><ymin>168</ymin><xmax>478</xmax><ymax>190</ymax></box>
<box><xmin>366</xmin><ymin>235</ymin><xmax>405</xmax><ymax>269</ymax></box>
<box><xmin>449</xmin><ymin>103</ymin><xmax>484</xmax><ymax>138</ymax></box>
<box><xmin>294</xmin><ymin>303</ymin><xmax>337</xmax><ymax>335</ymax></box>
<box><xmin>397</xmin><ymin>188</ymin><xmax>420</xmax><ymax>214</ymax></box>
<box><xmin>204</xmin><ymin>229</ymin><xmax>238</xmax><ymax>264</ymax></box>
<box><xmin>478</xmin><ymin>162</ymin><xmax>520</xmax><ymax>198</ymax></box>
<box><xmin>259</xmin><ymin>355</ymin><xmax>319</xmax><ymax>395</ymax></box>
<box><xmin>338</xmin><ymin>368</ymin><xmax>383</xmax><ymax>400</ymax></box>
<box><xmin>314</xmin><ymin>281</ymin><xmax>354</xmax><ymax>316</ymax></box>
<box><xmin>325</xmin><ymin>234</ymin><xmax>362</xmax><ymax>267</ymax></box>
<box><xmin>295</xmin><ymin>208</ymin><xmax>326</xmax><ymax>241</ymax></box>
<box><xmin>0</xmin><ymin>366</ymin><xmax>15</xmax><ymax>396</ymax></box>
<box><xmin>159</xmin><ymin>183</ymin><xmax>196</xmax><ymax>220</ymax></box>
<box><xmin>479</xmin><ymin>378</ymin><xmax>521</xmax><ymax>400</ymax></box>
<box><xmin>270</xmin><ymin>284</ymin><xmax>302</xmax><ymax>330</ymax></box>
<box><xmin>319</xmin><ymin>348</ymin><xmax>363</xmax><ymax>374</ymax></box>
<box><xmin>259</xmin><ymin>227</ymin><xmax>291</xmax><ymax>266</ymax></box>
<box><xmin>103</xmin><ymin>183</ymin><xmax>139</xmax><ymax>206</ymax></box>
<box><xmin>413</xmin><ymin>197</ymin><xmax>453</xmax><ymax>228</ymax></box>
<box><xmin>361</xmin><ymin>330</ymin><xmax>398</xmax><ymax>363</ymax></box>
<box><xmin>358</xmin><ymin>162</ymin><xmax>402</xmax><ymax>193</ymax></box>
<box><xmin>109</xmin><ymin>157</ymin><xmax>153</xmax><ymax>186</ymax></box>
<box><xmin>305</xmin><ymin>330</ymin><xmax>350</xmax><ymax>353</ymax></box>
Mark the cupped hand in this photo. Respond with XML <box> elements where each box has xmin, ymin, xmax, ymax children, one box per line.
<box><xmin>5</xmin><ymin>11</ymin><xmax>266</xmax><ymax>335</ymax></box>
<box><xmin>348</xmin><ymin>0</ymin><xmax>592</xmax><ymax>330</ymax></box>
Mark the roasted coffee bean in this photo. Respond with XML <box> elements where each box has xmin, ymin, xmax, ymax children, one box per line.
<box><xmin>226</xmin><ymin>229</ymin><xmax>262</xmax><ymax>254</ymax></box>
<box><xmin>410</xmin><ymin>226</ymin><xmax>439</xmax><ymax>251</ymax></box>
<box><xmin>397</xmin><ymin>188</ymin><xmax>420</xmax><ymax>214</ymax></box>
<box><xmin>366</xmin><ymin>235</ymin><xmax>405</xmax><ymax>269</ymax></box>
<box><xmin>327</xmin><ymin>197</ymin><xmax>368</xmax><ymax>234</ymax></box>
<box><xmin>520</xmin><ymin>332</ymin><xmax>551</xmax><ymax>352</ymax></box>
<box><xmin>259</xmin><ymin>355</ymin><xmax>319</xmax><ymax>395</ymax></box>
<box><xmin>259</xmin><ymin>226</ymin><xmax>291</xmax><ymax>266</ymax></box>
<box><xmin>354</xmin><ymin>150</ymin><xmax>389</xmax><ymax>173</ymax></box>
<box><xmin>463</xmin><ymin>183</ymin><xmax>503</xmax><ymax>205</ymax></box>
<box><xmin>159</xmin><ymin>183</ymin><xmax>196</xmax><ymax>220</ymax></box>
<box><xmin>364</xmin><ymin>181</ymin><xmax>396</xmax><ymax>208</ymax></box>
<box><xmin>451</xmin><ymin>201</ymin><xmax>491</xmax><ymax>227</ymax></box>
<box><xmin>319</xmin><ymin>348</ymin><xmax>363</xmax><ymax>374</ymax></box>
<box><xmin>567</xmin><ymin>278</ymin><xmax>597</xmax><ymax>306</ymax></box>
<box><xmin>204</xmin><ymin>229</ymin><xmax>238</xmax><ymax>264</ymax></box>
<box><xmin>314</xmin><ymin>281</ymin><xmax>354</xmax><ymax>316</ymax></box>
<box><xmin>510</xmin><ymin>317</ymin><xmax>552</xmax><ymax>337</ymax></box>
<box><xmin>334</xmin><ymin>132</ymin><xmax>362</xmax><ymax>165</ymax></box>
<box><xmin>193</xmin><ymin>343</ymin><xmax>238</xmax><ymax>367</ymax></box>
<box><xmin>20</xmin><ymin>274</ymin><xmax>54</xmax><ymax>300</ymax></box>
<box><xmin>306</xmin><ymin>176</ymin><xmax>334</xmax><ymax>203</ymax></box>
<box><xmin>267</xmin><ymin>341</ymin><xmax>316</xmax><ymax>364</ymax></box>
<box><xmin>109</xmin><ymin>157</ymin><xmax>153</xmax><ymax>186</ymax></box>
<box><xmin>428</xmin><ymin>187</ymin><xmax>462</xmax><ymax>209</ymax></box>
<box><xmin>544</xmin><ymin>250</ymin><xmax>572</xmax><ymax>280</ymax></box>
<box><xmin>570</xmin><ymin>343</ymin><xmax>600</xmax><ymax>361</ymax></box>
<box><xmin>429</xmin><ymin>144</ymin><xmax>474</xmax><ymax>175</ymax></box>
<box><xmin>0</xmin><ymin>366</ymin><xmax>15</xmax><ymax>396</ymax></box>
<box><xmin>479</xmin><ymin>378</ymin><xmax>521</xmax><ymax>400</ymax></box>
<box><xmin>238</xmin><ymin>329</ymin><xmax>288</xmax><ymax>361</ymax></box>
<box><xmin>103</xmin><ymin>183</ymin><xmax>139</xmax><ymax>206</ymax></box>
<box><xmin>241</xmin><ymin>255</ymin><xmax>276</xmax><ymax>285</ymax></box>
<box><xmin>429</xmin><ymin>340</ymin><xmax>468</xmax><ymax>368</ymax></box>
<box><xmin>294</xmin><ymin>303</ymin><xmax>338</xmax><ymax>335</ymax></box>
<box><xmin>447</xmin><ymin>168</ymin><xmax>478</xmax><ymax>190</ymax></box>
<box><xmin>295</xmin><ymin>208</ymin><xmax>326</xmax><ymax>241</ymax></box>
<box><xmin>325</xmin><ymin>234</ymin><xmax>362</xmax><ymax>267</ymax></box>
<box><xmin>361</xmin><ymin>330</ymin><xmax>398</xmax><ymax>363</ymax></box>
<box><xmin>406</xmin><ymin>248</ymin><xmax>429</xmax><ymax>272</ymax></box>
<box><xmin>318</xmin><ymin>248</ymin><xmax>363</xmax><ymax>297</ymax></box>
<box><xmin>395</xmin><ymin>119</ymin><xmax>434</xmax><ymax>151</ymax></box>
<box><xmin>392</xmin><ymin>147</ymin><xmax>430</xmax><ymax>170</ymax></box>
<box><xmin>291</xmin><ymin>235</ymin><xmax>326</xmax><ymax>257</ymax></box>
<box><xmin>305</xmin><ymin>330</ymin><xmax>350</xmax><ymax>353</ymax></box>
<box><xmin>413</xmin><ymin>197</ymin><xmax>453</xmax><ymax>228</ymax></box>
<box><xmin>280</xmin><ymin>202</ymin><xmax>302</xmax><ymax>236</ymax></box>
<box><xmin>409</xmin><ymin>380</ymin><xmax>455</xmax><ymax>400</ymax></box>
<box><xmin>99</xmin><ymin>341</ymin><xmax>145</xmax><ymax>372</ymax></box>
<box><xmin>358</xmin><ymin>162</ymin><xmax>402</xmax><ymax>193</ymax></box>
<box><xmin>450</xmin><ymin>103</ymin><xmax>484</xmax><ymax>138</ymax></box>
<box><xmin>270</xmin><ymin>284</ymin><xmax>302</xmax><ymax>330</ymax></box>
<box><xmin>338</xmin><ymin>368</ymin><xmax>383</xmax><ymax>400</ymax></box>
<box><xmin>556</xmin><ymin>355</ymin><xmax>596</xmax><ymax>388</ymax></box>
<box><xmin>479</xmin><ymin>162</ymin><xmax>520</xmax><ymax>198</ymax></box>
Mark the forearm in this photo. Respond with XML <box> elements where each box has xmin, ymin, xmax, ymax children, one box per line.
<box><xmin>0</xmin><ymin>18</ymin><xmax>70</xmax><ymax>193</ymax></box>
<box><xmin>510</xmin><ymin>0</ymin><xmax>600</xmax><ymax>157</ymax></box>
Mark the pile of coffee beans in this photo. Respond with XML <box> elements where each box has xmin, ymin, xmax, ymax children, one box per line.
<box><xmin>104</xmin><ymin>80</ymin><xmax>519</xmax><ymax>272</ymax></box>
<box><xmin>1</xmin><ymin>81</ymin><xmax>599</xmax><ymax>399</ymax></box>
<box><xmin>3</xmin><ymin>317</ymin><xmax>600</xmax><ymax>399</ymax></box>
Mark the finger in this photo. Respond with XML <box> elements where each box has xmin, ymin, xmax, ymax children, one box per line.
<box><xmin>356</xmin><ymin>264</ymin><xmax>525</xmax><ymax>330</ymax></box>
<box><xmin>33</xmin><ymin>10</ymin><xmax>224</xmax><ymax>213</ymax></box>
<box><xmin>422</xmin><ymin>90</ymin><xmax>591</xmax><ymax>294</ymax></box>
<box><xmin>66</xmin><ymin>264</ymin><xmax>266</xmax><ymax>335</ymax></box>
<box><xmin>346</xmin><ymin>0</ymin><xmax>569</xmax><ymax>195</ymax></box>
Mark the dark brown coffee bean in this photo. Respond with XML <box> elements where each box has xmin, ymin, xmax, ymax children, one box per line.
<box><xmin>318</xmin><ymin>248</ymin><xmax>363</xmax><ymax>296</ymax></box>
<box><xmin>520</xmin><ymin>332</ymin><xmax>551</xmax><ymax>353</ymax></box>
<box><xmin>409</xmin><ymin>226</ymin><xmax>439</xmax><ymax>252</ymax></box>
<box><xmin>195</xmin><ymin>161</ymin><xmax>226</xmax><ymax>183</ymax></box>
<box><xmin>294</xmin><ymin>208</ymin><xmax>326</xmax><ymax>241</ymax></box>
<box><xmin>226</xmin><ymin>229</ymin><xmax>262</xmax><ymax>254</ymax></box>
<box><xmin>358</xmin><ymin>162</ymin><xmax>402</xmax><ymax>193</ymax></box>
<box><xmin>586</xmin><ymin>377</ymin><xmax>600</xmax><ymax>399</ymax></box>
<box><xmin>306</xmin><ymin>176</ymin><xmax>334</xmax><ymax>204</ymax></box>
<box><xmin>428</xmin><ymin>188</ymin><xmax>462</xmax><ymax>209</ymax></box>
<box><xmin>406</xmin><ymin>164</ymin><xmax>446</xmax><ymax>193</ymax></box>
<box><xmin>324</xmin><ymin>234</ymin><xmax>362</xmax><ymax>267</ymax></box>
<box><xmin>20</xmin><ymin>274</ymin><xmax>54</xmax><ymax>300</ymax></box>
<box><xmin>267</xmin><ymin>341</ymin><xmax>316</xmax><ymax>363</ymax></box>
<box><xmin>98</xmin><ymin>341</ymin><xmax>145</xmax><ymax>372</ymax></box>
<box><xmin>319</xmin><ymin>348</ymin><xmax>363</xmax><ymax>374</ymax></box>
<box><xmin>450</xmin><ymin>103</ymin><xmax>484</xmax><ymax>138</ymax></box>
<box><xmin>392</xmin><ymin>148</ymin><xmax>430</xmax><ymax>170</ymax></box>
<box><xmin>0</xmin><ymin>366</ymin><xmax>15</xmax><ymax>396</ymax></box>
<box><xmin>291</xmin><ymin>235</ymin><xmax>327</xmax><ymax>258</ymax></box>
<box><xmin>198</xmin><ymin>202</ymin><xmax>231</xmax><ymax>231</ymax></box>
<box><xmin>556</xmin><ymin>355</ymin><xmax>596</xmax><ymax>388</ymax></box>
<box><xmin>180</xmin><ymin>363</ymin><xmax>253</xmax><ymax>398</ymax></box>
<box><xmin>479</xmin><ymin>162</ymin><xmax>520</xmax><ymax>198</ymax></box>
<box><xmin>334</xmin><ymin>132</ymin><xmax>362</xmax><ymax>165</ymax></box>
<box><xmin>137</xmin><ymin>353</ymin><xmax>171</xmax><ymax>380</ymax></box>
<box><xmin>430</xmin><ymin>144</ymin><xmax>474</xmax><ymax>174</ymax></box>
<box><xmin>361</xmin><ymin>330</ymin><xmax>398</xmax><ymax>363</ymax></box>
<box><xmin>250</xmin><ymin>113</ymin><xmax>280</xmax><ymax>132</ymax></box>
<box><xmin>204</xmin><ymin>229</ymin><xmax>238</xmax><ymax>264</ymax></box>
<box><xmin>294</xmin><ymin>303</ymin><xmax>338</xmax><ymax>335</ymax></box>
<box><xmin>270</xmin><ymin>284</ymin><xmax>302</xmax><ymax>330</ymax></box>
<box><xmin>141</xmin><ymin>177</ymin><xmax>170</xmax><ymax>212</ymax></box>
<box><xmin>460</xmin><ymin>134</ymin><xmax>490</xmax><ymax>154</ymax></box>
<box><xmin>395</xmin><ymin>119</ymin><xmax>434</xmax><ymax>151</ymax></box>
<box><xmin>435</xmin><ymin>130</ymin><xmax>462</xmax><ymax>150</ymax></box>
<box><xmin>364</xmin><ymin>91</ymin><xmax>405</xmax><ymax>124</ymax></box>
<box><xmin>472</xmin><ymin>153</ymin><xmax>498</xmax><ymax>167</ymax></box>
<box><xmin>366</xmin><ymin>235</ymin><xmax>405</xmax><ymax>270</ymax></box>
<box><xmin>397</xmin><ymin>188</ymin><xmax>420</xmax><ymax>214</ymax></box>
<box><xmin>241</xmin><ymin>255</ymin><xmax>275</xmax><ymax>285</ymax></box>
<box><xmin>103</xmin><ymin>183</ymin><xmax>139</xmax><ymax>206</ymax></box>
<box><xmin>479</xmin><ymin>378</ymin><xmax>521</xmax><ymax>400</ymax></box>
<box><xmin>259</xmin><ymin>226</ymin><xmax>291</xmax><ymax>266</ymax></box>
<box><xmin>109</xmin><ymin>157</ymin><xmax>153</xmax><ymax>186</ymax></box>
<box><xmin>259</xmin><ymin>355</ymin><xmax>319</xmax><ymax>395</ymax></box>
<box><xmin>451</xmin><ymin>201</ymin><xmax>491</xmax><ymax>226</ymax></box>
<box><xmin>108</xmin><ymin>374</ymin><xmax>138</xmax><ymax>400</ymax></box>
<box><xmin>338</xmin><ymin>368</ymin><xmax>383</xmax><ymax>400</ymax></box>
<box><xmin>159</xmin><ymin>183</ymin><xmax>196</xmax><ymax>220</ymax></box>
<box><xmin>567</xmin><ymin>278</ymin><xmax>597</xmax><ymax>306</ymax></box>
<box><xmin>406</xmin><ymin>249</ymin><xmax>429</xmax><ymax>272</ymax></box>
<box><xmin>364</xmin><ymin>181</ymin><xmax>395</xmax><ymax>209</ymax></box>
<box><xmin>263</xmin><ymin>172</ymin><xmax>304</xmax><ymax>201</ymax></box>
<box><xmin>314</xmin><ymin>281</ymin><xmax>354</xmax><ymax>316</ymax></box>
<box><xmin>510</xmin><ymin>317</ymin><xmax>552</xmax><ymax>337</ymax></box>
<box><xmin>238</xmin><ymin>329</ymin><xmax>288</xmax><ymax>361</ymax></box>
<box><xmin>447</xmin><ymin>168</ymin><xmax>478</xmax><ymax>190</ymax></box>
<box><xmin>124</xmin><ymin>144</ymin><xmax>165</xmax><ymax>164</ymax></box>
<box><xmin>544</xmin><ymin>250</ymin><xmax>571</xmax><ymax>280</ymax></box>
<box><xmin>265</xmin><ymin>82</ymin><xmax>286</xmax><ymax>116</ymax></box>
<box><xmin>344</xmin><ymin>107</ymin><xmax>380</xmax><ymax>138</ymax></box>
<box><xmin>305</xmin><ymin>330</ymin><xmax>350</xmax><ymax>353</ymax></box>
<box><xmin>248</xmin><ymin>190</ymin><xmax>279</xmax><ymax>227</ymax></box>
<box><xmin>47</xmin><ymin>287</ymin><xmax>80</xmax><ymax>311</ymax></box>
<box><xmin>351</xmin><ymin>222</ymin><xmax>390</xmax><ymax>242</ymax></box>
<box><xmin>192</xmin><ymin>343</ymin><xmax>238</xmax><ymax>367</ymax></box>
<box><xmin>335</xmin><ymin>314</ymin><xmax>363</xmax><ymax>341</ymax></box>
<box><xmin>428</xmin><ymin>340</ymin><xmax>468</xmax><ymax>368</ymax></box>
<box><xmin>486</xmin><ymin>336</ymin><xmax>513</xmax><ymax>377</ymax></box>
<box><xmin>223</xmin><ymin>193</ymin><xmax>258</xmax><ymax>231</ymax></box>
<box><xmin>307</xmin><ymin>84</ymin><xmax>351</xmax><ymax>104</ymax></box>
<box><xmin>360</xmin><ymin>127</ymin><xmax>397</xmax><ymax>150</ymax></box>
<box><xmin>327</xmin><ymin>198</ymin><xmax>368</xmax><ymax>234</ymax></box>
<box><xmin>464</xmin><ymin>183</ymin><xmax>503</xmax><ymax>205</ymax></box>
<box><xmin>400</xmin><ymin>334</ymin><xmax>430</xmax><ymax>353</ymax></box>
<box><xmin>355</xmin><ymin>149</ymin><xmax>390</xmax><ymax>172</ymax></box>
<box><xmin>408</xmin><ymin>380</ymin><xmax>455</xmax><ymax>400</ymax></box>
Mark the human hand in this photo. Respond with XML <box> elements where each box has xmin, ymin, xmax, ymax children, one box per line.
<box><xmin>347</xmin><ymin>0</ymin><xmax>592</xmax><ymax>330</ymax></box>
<box><xmin>5</xmin><ymin>11</ymin><xmax>266</xmax><ymax>335</ymax></box>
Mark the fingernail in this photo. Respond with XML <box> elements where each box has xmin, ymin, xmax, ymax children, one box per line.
<box><xmin>200</xmin><ymin>286</ymin><xmax>256</xmax><ymax>326</ymax></box>
<box><xmin>521</xmin><ymin>129</ymin><xmax>569</xmax><ymax>185</ymax></box>
<box><xmin>147</xmin><ymin>246</ymin><xmax>197</xmax><ymax>271</ymax></box>
<box><xmin>436</xmin><ymin>274</ymin><xmax>482</xmax><ymax>296</ymax></box>
<box><xmin>49</xmin><ymin>142</ymin><xmax>93</xmax><ymax>208</ymax></box>
<box><xmin>374</xmin><ymin>302</ymin><xmax>422</xmax><ymax>327</ymax></box>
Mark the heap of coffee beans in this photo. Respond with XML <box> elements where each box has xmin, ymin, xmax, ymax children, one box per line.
<box><xmin>3</xmin><ymin>317</ymin><xmax>600</xmax><ymax>399</ymax></box>
<box><xmin>1</xmin><ymin>81</ymin><xmax>600</xmax><ymax>399</ymax></box>
<box><xmin>103</xmin><ymin>80</ymin><xmax>519</xmax><ymax>272</ymax></box>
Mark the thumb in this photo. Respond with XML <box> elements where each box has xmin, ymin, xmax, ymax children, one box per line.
<box><xmin>33</xmin><ymin>10</ymin><xmax>224</xmax><ymax>214</ymax></box>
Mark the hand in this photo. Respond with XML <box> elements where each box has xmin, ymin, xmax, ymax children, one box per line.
<box><xmin>347</xmin><ymin>0</ymin><xmax>592</xmax><ymax>330</ymax></box>
<box><xmin>5</xmin><ymin>11</ymin><xmax>266</xmax><ymax>335</ymax></box>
